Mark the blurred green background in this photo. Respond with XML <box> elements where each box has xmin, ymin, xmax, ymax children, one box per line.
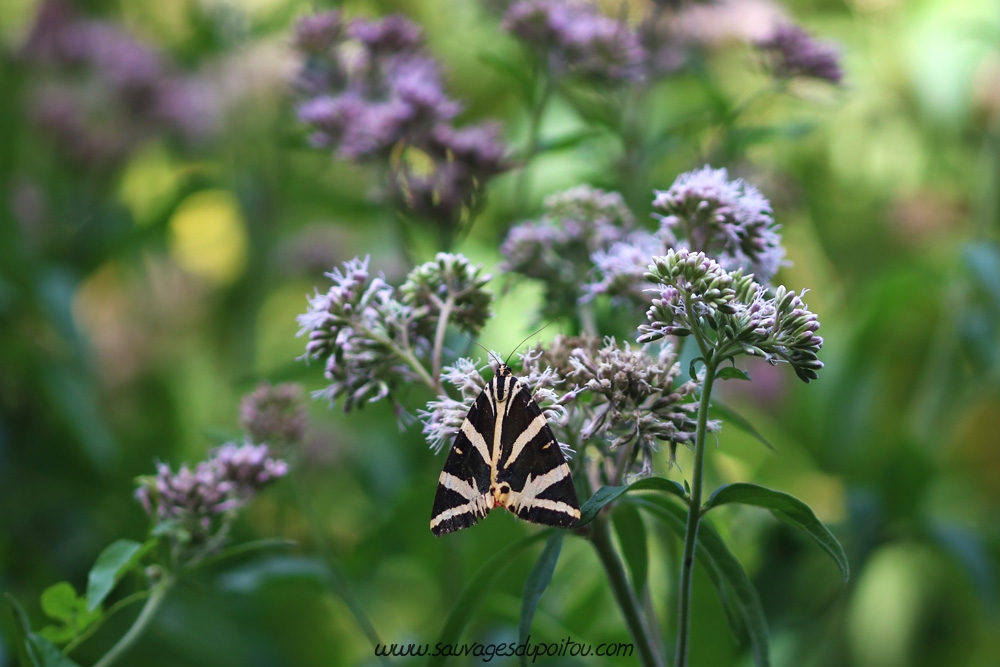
<box><xmin>2</xmin><ymin>0</ymin><xmax>1000</xmax><ymax>665</ymax></box>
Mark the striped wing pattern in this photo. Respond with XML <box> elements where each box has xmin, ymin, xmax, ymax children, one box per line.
<box><xmin>430</xmin><ymin>366</ymin><xmax>581</xmax><ymax>536</ymax></box>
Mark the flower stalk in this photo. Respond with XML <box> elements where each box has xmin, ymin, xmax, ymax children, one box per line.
<box><xmin>591</xmin><ymin>515</ymin><xmax>664</xmax><ymax>667</ymax></box>
<box><xmin>92</xmin><ymin>576</ymin><xmax>173</xmax><ymax>667</ymax></box>
<box><xmin>673</xmin><ymin>357</ymin><xmax>717</xmax><ymax>667</ymax></box>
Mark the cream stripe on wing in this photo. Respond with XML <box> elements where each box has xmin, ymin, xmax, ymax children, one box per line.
<box><xmin>461</xmin><ymin>419</ymin><xmax>491</xmax><ymax>467</ymax></box>
<box><xmin>438</xmin><ymin>471</ymin><xmax>481</xmax><ymax>501</ymax></box>
<box><xmin>430</xmin><ymin>504</ymin><xmax>477</xmax><ymax>529</ymax></box>
<box><xmin>503</xmin><ymin>413</ymin><xmax>548</xmax><ymax>469</ymax></box>
<box><xmin>511</xmin><ymin>497</ymin><xmax>579</xmax><ymax>518</ymax></box>
<box><xmin>504</xmin><ymin>463</ymin><xmax>579</xmax><ymax>517</ymax></box>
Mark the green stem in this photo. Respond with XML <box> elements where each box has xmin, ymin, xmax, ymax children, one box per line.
<box><xmin>431</xmin><ymin>295</ymin><xmax>455</xmax><ymax>393</ymax></box>
<box><xmin>674</xmin><ymin>359</ymin><xmax>717</xmax><ymax>667</ymax></box>
<box><xmin>591</xmin><ymin>515</ymin><xmax>664</xmax><ymax>667</ymax></box>
<box><xmin>369</xmin><ymin>330</ymin><xmax>436</xmax><ymax>390</ymax></box>
<box><xmin>62</xmin><ymin>591</ymin><xmax>150</xmax><ymax>656</ymax></box>
<box><xmin>516</xmin><ymin>77</ymin><xmax>554</xmax><ymax>211</ymax></box>
<box><xmin>578</xmin><ymin>302</ymin><xmax>598</xmax><ymax>338</ymax></box>
<box><xmin>288</xmin><ymin>472</ymin><xmax>388</xmax><ymax>665</ymax></box>
<box><xmin>92</xmin><ymin>577</ymin><xmax>173</xmax><ymax>667</ymax></box>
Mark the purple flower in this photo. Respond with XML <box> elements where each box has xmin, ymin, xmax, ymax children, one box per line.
<box><xmin>298</xmin><ymin>257</ymin><xmax>426</xmax><ymax>411</ymax></box>
<box><xmin>239</xmin><ymin>383</ymin><xmax>308</xmax><ymax>447</ymax></box>
<box><xmin>135</xmin><ymin>443</ymin><xmax>288</xmax><ymax>537</ymax></box>
<box><xmin>347</xmin><ymin>14</ymin><xmax>423</xmax><ymax>54</ymax></box>
<box><xmin>502</xmin><ymin>0</ymin><xmax>645</xmax><ymax>81</ymax></box>
<box><xmin>292</xmin><ymin>11</ymin><xmax>509</xmax><ymax>230</ymax></box>
<box><xmin>584</xmin><ymin>230</ymin><xmax>666</xmax><ymax>303</ymax></box>
<box><xmin>19</xmin><ymin>1</ymin><xmax>220</xmax><ymax>167</ymax></box>
<box><xmin>430</xmin><ymin>122</ymin><xmax>508</xmax><ymax>177</ymax></box>
<box><xmin>500</xmin><ymin>185</ymin><xmax>634</xmax><ymax>315</ymax></box>
<box><xmin>640</xmin><ymin>249</ymin><xmax>824</xmax><ymax>383</ymax></box>
<box><xmin>501</xmin><ymin>185</ymin><xmax>632</xmax><ymax>282</ymax></box>
<box><xmin>293</xmin><ymin>10</ymin><xmax>343</xmax><ymax>54</ymax></box>
<box><xmin>384</xmin><ymin>55</ymin><xmax>461</xmax><ymax>126</ymax></box>
<box><xmin>501</xmin><ymin>0</ymin><xmax>572</xmax><ymax>46</ymax></box>
<box><xmin>756</xmin><ymin>23</ymin><xmax>843</xmax><ymax>84</ymax></box>
<box><xmin>653</xmin><ymin>166</ymin><xmax>784</xmax><ymax>284</ymax></box>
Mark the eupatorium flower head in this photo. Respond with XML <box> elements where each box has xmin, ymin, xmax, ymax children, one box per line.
<box><xmin>584</xmin><ymin>230</ymin><xmax>666</xmax><ymax>304</ymax></box>
<box><xmin>502</xmin><ymin>0</ymin><xmax>645</xmax><ymax>81</ymax></box>
<box><xmin>239</xmin><ymin>383</ymin><xmax>308</xmax><ymax>447</ymax></box>
<box><xmin>292</xmin><ymin>11</ymin><xmax>509</xmax><ymax>234</ymax></box>
<box><xmin>561</xmin><ymin>337</ymin><xmax>706</xmax><ymax>469</ymax></box>
<box><xmin>640</xmin><ymin>249</ymin><xmax>824</xmax><ymax>383</ymax></box>
<box><xmin>401</xmin><ymin>253</ymin><xmax>494</xmax><ymax>336</ymax></box>
<box><xmin>298</xmin><ymin>257</ymin><xmax>425</xmax><ymax>411</ymax></box>
<box><xmin>500</xmin><ymin>185</ymin><xmax>633</xmax><ymax>315</ymax></box>
<box><xmin>135</xmin><ymin>443</ymin><xmax>288</xmax><ymax>539</ymax></box>
<box><xmin>653</xmin><ymin>166</ymin><xmax>784</xmax><ymax>284</ymax></box>
<box><xmin>756</xmin><ymin>23</ymin><xmax>843</xmax><ymax>84</ymax></box>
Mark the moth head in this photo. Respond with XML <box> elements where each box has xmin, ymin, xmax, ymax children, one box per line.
<box><xmin>493</xmin><ymin>481</ymin><xmax>512</xmax><ymax>509</ymax></box>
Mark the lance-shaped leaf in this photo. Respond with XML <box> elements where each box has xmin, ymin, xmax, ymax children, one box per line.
<box><xmin>704</xmin><ymin>483</ymin><xmax>849</xmax><ymax>581</ymax></box>
<box><xmin>518</xmin><ymin>531</ymin><xmax>564</xmax><ymax>667</ymax></box>
<box><xmin>86</xmin><ymin>539</ymin><xmax>157</xmax><ymax>611</ymax></box>
<box><xmin>578</xmin><ymin>476</ymin><xmax>689</xmax><ymax>527</ymax></box>
<box><xmin>630</xmin><ymin>497</ymin><xmax>770</xmax><ymax>666</ymax></box>
<box><xmin>433</xmin><ymin>531</ymin><xmax>549</xmax><ymax>664</ymax></box>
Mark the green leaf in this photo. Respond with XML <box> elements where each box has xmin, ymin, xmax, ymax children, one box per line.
<box><xmin>612</xmin><ymin>504</ymin><xmax>648</xmax><ymax>596</ymax></box>
<box><xmin>628</xmin><ymin>475</ymin><xmax>688</xmax><ymax>501</ymax></box>
<box><xmin>86</xmin><ymin>539</ymin><xmax>156</xmax><ymax>611</ymax></box>
<box><xmin>518</xmin><ymin>532</ymin><xmax>564</xmax><ymax>667</ymax></box>
<box><xmin>477</xmin><ymin>52</ymin><xmax>533</xmax><ymax>102</ymax></box>
<box><xmin>6</xmin><ymin>593</ymin><xmax>43</xmax><ymax>667</ymax></box>
<box><xmin>705</xmin><ymin>483</ymin><xmax>849</xmax><ymax>581</ymax></box>
<box><xmin>577</xmin><ymin>485</ymin><xmax>629</xmax><ymax>527</ymax></box>
<box><xmin>689</xmin><ymin>357</ymin><xmax>704</xmax><ymax>380</ymax></box>
<box><xmin>716</xmin><ymin>367</ymin><xmax>751</xmax><ymax>381</ymax></box>
<box><xmin>29</xmin><ymin>634</ymin><xmax>83</xmax><ymax>667</ymax></box>
<box><xmin>711</xmin><ymin>400</ymin><xmax>775</xmax><ymax>451</ymax></box>
<box><xmin>578</xmin><ymin>477</ymin><xmax>688</xmax><ymax>527</ymax></box>
<box><xmin>631</xmin><ymin>498</ymin><xmax>770</xmax><ymax>666</ymax></box>
<box><xmin>433</xmin><ymin>531</ymin><xmax>548</xmax><ymax>663</ymax></box>
<box><xmin>182</xmin><ymin>538</ymin><xmax>297</xmax><ymax>573</ymax></box>
<box><xmin>535</xmin><ymin>128</ymin><xmax>606</xmax><ymax>154</ymax></box>
<box><xmin>38</xmin><ymin>583</ymin><xmax>99</xmax><ymax>643</ymax></box>
<box><xmin>40</xmin><ymin>583</ymin><xmax>79</xmax><ymax>623</ymax></box>
<box><xmin>964</xmin><ymin>241</ymin><xmax>1000</xmax><ymax>310</ymax></box>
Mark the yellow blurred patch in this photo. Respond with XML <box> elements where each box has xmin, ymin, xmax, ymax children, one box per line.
<box><xmin>168</xmin><ymin>190</ymin><xmax>248</xmax><ymax>286</ymax></box>
<box><xmin>119</xmin><ymin>142</ymin><xmax>180</xmax><ymax>226</ymax></box>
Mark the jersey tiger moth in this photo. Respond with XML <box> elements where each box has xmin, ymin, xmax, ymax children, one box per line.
<box><xmin>430</xmin><ymin>363</ymin><xmax>580</xmax><ymax>535</ymax></box>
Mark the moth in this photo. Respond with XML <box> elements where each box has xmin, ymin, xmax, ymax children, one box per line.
<box><xmin>430</xmin><ymin>362</ymin><xmax>581</xmax><ymax>535</ymax></box>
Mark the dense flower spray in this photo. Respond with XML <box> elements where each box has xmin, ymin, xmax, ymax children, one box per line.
<box><xmin>756</xmin><ymin>23</ymin><xmax>843</xmax><ymax>84</ymax></box>
<box><xmin>292</xmin><ymin>11</ymin><xmax>508</xmax><ymax>236</ymax></box>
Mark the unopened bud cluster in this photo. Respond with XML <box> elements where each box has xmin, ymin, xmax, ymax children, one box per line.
<box><xmin>639</xmin><ymin>249</ymin><xmax>823</xmax><ymax>383</ymax></box>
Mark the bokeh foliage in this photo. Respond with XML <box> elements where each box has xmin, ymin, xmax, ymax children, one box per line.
<box><xmin>1</xmin><ymin>0</ymin><xmax>999</xmax><ymax>666</ymax></box>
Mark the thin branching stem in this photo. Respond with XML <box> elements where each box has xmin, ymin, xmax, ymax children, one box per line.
<box><xmin>516</xmin><ymin>76</ymin><xmax>555</xmax><ymax>210</ymax></box>
<box><xmin>62</xmin><ymin>590</ymin><xmax>151</xmax><ymax>656</ymax></box>
<box><xmin>431</xmin><ymin>295</ymin><xmax>455</xmax><ymax>392</ymax></box>
<box><xmin>591</xmin><ymin>515</ymin><xmax>664</xmax><ymax>667</ymax></box>
<box><xmin>92</xmin><ymin>576</ymin><xmax>173</xmax><ymax>667</ymax></box>
<box><xmin>673</xmin><ymin>357</ymin><xmax>717</xmax><ymax>667</ymax></box>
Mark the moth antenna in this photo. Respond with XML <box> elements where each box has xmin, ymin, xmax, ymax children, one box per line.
<box><xmin>461</xmin><ymin>333</ymin><xmax>504</xmax><ymax>370</ymax></box>
<box><xmin>505</xmin><ymin>320</ymin><xmax>558</xmax><ymax>367</ymax></box>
